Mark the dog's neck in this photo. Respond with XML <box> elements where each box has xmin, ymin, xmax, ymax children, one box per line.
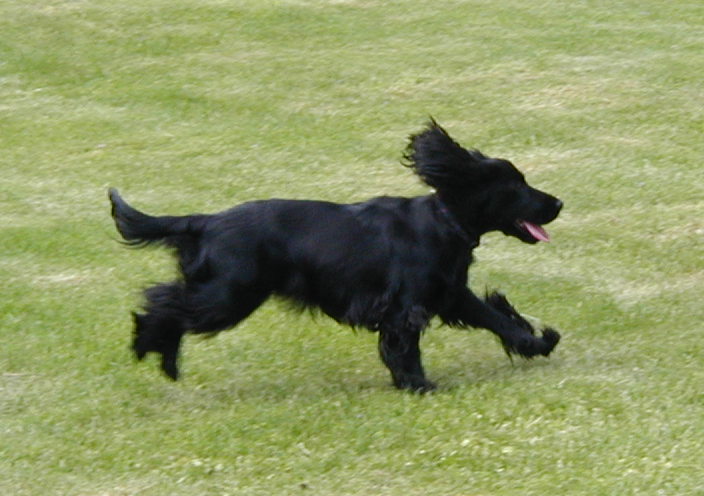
<box><xmin>433</xmin><ymin>196</ymin><xmax>479</xmax><ymax>249</ymax></box>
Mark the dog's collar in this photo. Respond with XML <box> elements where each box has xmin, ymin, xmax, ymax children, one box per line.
<box><xmin>435</xmin><ymin>198</ymin><xmax>478</xmax><ymax>248</ymax></box>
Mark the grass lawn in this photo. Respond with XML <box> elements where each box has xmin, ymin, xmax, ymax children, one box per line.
<box><xmin>1</xmin><ymin>0</ymin><xmax>703</xmax><ymax>494</ymax></box>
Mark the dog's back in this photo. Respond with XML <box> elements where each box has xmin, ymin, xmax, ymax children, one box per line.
<box><xmin>109</xmin><ymin>191</ymin><xmax>455</xmax><ymax>328</ymax></box>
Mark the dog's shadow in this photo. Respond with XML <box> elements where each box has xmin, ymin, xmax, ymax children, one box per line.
<box><xmin>432</xmin><ymin>355</ymin><xmax>561</xmax><ymax>394</ymax></box>
<box><xmin>159</xmin><ymin>341</ymin><xmax>561</xmax><ymax>402</ymax></box>
<box><xmin>418</xmin><ymin>329</ymin><xmax>563</xmax><ymax>393</ymax></box>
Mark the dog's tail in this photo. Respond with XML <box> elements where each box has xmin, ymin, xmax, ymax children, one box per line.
<box><xmin>108</xmin><ymin>188</ymin><xmax>199</xmax><ymax>248</ymax></box>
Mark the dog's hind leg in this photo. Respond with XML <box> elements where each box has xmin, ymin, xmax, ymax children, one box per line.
<box><xmin>133</xmin><ymin>282</ymin><xmax>188</xmax><ymax>380</ymax></box>
<box><xmin>188</xmin><ymin>282</ymin><xmax>270</xmax><ymax>336</ymax></box>
<box><xmin>134</xmin><ymin>279</ymin><xmax>270</xmax><ymax>379</ymax></box>
<box><xmin>378</xmin><ymin>307</ymin><xmax>435</xmax><ymax>393</ymax></box>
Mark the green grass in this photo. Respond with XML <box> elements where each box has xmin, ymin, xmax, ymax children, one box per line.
<box><xmin>1</xmin><ymin>0</ymin><xmax>703</xmax><ymax>494</ymax></box>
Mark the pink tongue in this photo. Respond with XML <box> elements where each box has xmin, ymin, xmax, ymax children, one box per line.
<box><xmin>522</xmin><ymin>221</ymin><xmax>550</xmax><ymax>242</ymax></box>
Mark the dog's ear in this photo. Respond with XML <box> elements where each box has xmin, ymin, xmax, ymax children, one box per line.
<box><xmin>403</xmin><ymin>119</ymin><xmax>488</xmax><ymax>192</ymax></box>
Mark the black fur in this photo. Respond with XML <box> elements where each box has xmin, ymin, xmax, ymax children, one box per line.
<box><xmin>484</xmin><ymin>290</ymin><xmax>560</xmax><ymax>358</ymax></box>
<box><xmin>109</xmin><ymin>121</ymin><xmax>563</xmax><ymax>392</ymax></box>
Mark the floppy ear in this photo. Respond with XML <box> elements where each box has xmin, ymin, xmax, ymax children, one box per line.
<box><xmin>403</xmin><ymin>119</ymin><xmax>487</xmax><ymax>192</ymax></box>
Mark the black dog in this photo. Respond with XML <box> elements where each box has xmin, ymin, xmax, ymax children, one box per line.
<box><xmin>109</xmin><ymin>121</ymin><xmax>562</xmax><ymax>391</ymax></box>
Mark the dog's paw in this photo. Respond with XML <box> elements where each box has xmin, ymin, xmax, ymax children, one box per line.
<box><xmin>415</xmin><ymin>380</ymin><xmax>438</xmax><ymax>394</ymax></box>
<box><xmin>505</xmin><ymin>328</ymin><xmax>561</xmax><ymax>359</ymax></box>
<box><xmin>160</xmin><ymin>352</ymin><xmax>180</xmax><ymax>381</ymax></box>
<box><xmin>539</xmin><ymin>327</ymin><xmax>561</xmax><ymax>356</ymax></box>
<box><xmin>394</xmin><ymin>376</ymin><xmax>437</xmax><ymax>394</ymax></box>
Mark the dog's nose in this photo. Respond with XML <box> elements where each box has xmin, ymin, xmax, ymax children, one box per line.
<box><xmin>555</xmin><ymin>199</ymin><xmax>563</xmax><ymax>212</ymax></box>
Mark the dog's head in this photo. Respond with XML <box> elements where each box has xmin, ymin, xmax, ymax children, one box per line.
<box><xmin>404</xmin><ymin>120</ymin><xmax>562</xmax><ymax>244</ymax></box>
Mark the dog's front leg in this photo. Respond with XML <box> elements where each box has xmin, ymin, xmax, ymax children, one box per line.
<box><xmin>441</xmin><ymin>288</ymin><xmax>559</xmax><ymax>358</ymax></box>
<box><xmin>378</xmin><ymin>327</ymin><xmax>436</xmax><ymax>393</ymax></box>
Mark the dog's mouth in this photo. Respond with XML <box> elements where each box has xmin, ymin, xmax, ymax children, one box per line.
<box><xmin>516</xmin><ymin>220</ymin><xmax>550</xmax><ymax>243</ymax></box>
